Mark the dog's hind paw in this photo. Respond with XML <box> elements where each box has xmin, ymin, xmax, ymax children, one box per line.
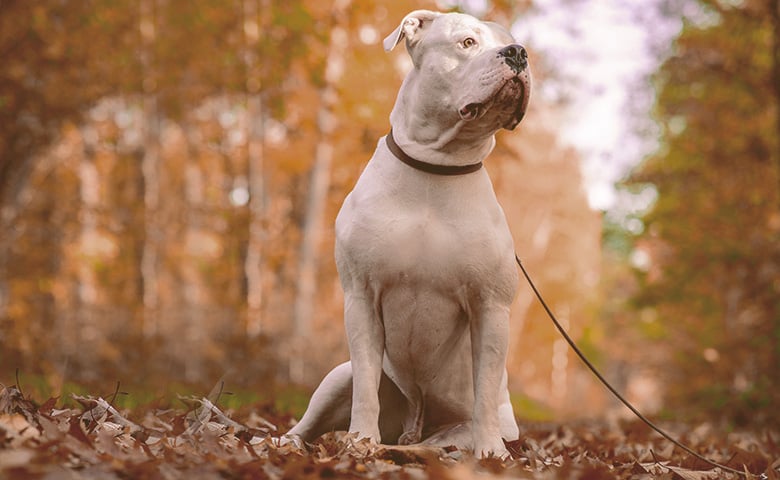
<box><xmin>398</xmin><ymin>430</ymin><xmax>422</xmax><ymax>445</ymax></box>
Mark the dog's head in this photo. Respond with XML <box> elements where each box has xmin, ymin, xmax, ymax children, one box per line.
<box><xmin>384</xmin><ymin>10</ymin><xmax>531</xmax><ymax>133</ymax></box>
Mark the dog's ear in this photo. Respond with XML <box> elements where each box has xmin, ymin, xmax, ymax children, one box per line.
<box><xmin>383</xmin><ymin>10</ymin><xmax>440</xmax><ymax>52</ymax></box>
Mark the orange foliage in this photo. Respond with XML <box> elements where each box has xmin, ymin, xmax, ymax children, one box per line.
<box><xmin>0</xmin><ymin>0</ymin><xmax>604</xmax><ymax>421</ymax></box>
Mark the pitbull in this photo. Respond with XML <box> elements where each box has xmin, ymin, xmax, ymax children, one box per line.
<box><xmin>286</xmin><ymin>10</ymin><xmax>530</xmax><ymax>458</ymax></box>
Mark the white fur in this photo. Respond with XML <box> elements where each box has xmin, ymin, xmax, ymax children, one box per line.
<box><xmin>287</xmin><ymin>10</ymin><xmax>531</xmax><ymax>458</ymax></box>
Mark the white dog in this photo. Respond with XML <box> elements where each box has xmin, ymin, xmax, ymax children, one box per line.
<box><xmin>286</xmin><ymin>9</ymin><xmax>531</xmax><ymax>458</ymax></box>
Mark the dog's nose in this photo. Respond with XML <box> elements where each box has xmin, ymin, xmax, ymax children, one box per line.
<box><xmin>498</xmin><ymin>44</ymin><xmax>528</xmax><ymax>72</ymax></box>
<box><xmin>498</xmin><ymin>44</ymin><xmax>527</xmax><ymax>62</ymax></box>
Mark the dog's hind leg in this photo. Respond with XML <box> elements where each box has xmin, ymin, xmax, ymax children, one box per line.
<box><xmin>286</xmin><ymin>361</ymin><xmax>408</xmax><ymax>444</ymax></box>
<box><xmin>286</xmin><ymin>362</ymin><xmax>352</xmax><ymax>442</ymax></box>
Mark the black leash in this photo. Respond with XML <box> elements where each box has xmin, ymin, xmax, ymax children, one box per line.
<box><xmin>383</xmin><ymin>123</ymin><xmax>758</xmax><ymax>476</ymax></box>
<box><xmin>515</xmin><ymin>254</ymin><xmax>757</xmax><ymax>478</ymax></box>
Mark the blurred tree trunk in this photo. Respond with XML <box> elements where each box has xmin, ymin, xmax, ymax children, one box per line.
<box><xmin>140</xmin><ymin>0</ymin><xmax>160</xmax><ymax>337</ymax></box>
<box><xmin>291</xmin><ymin>0</ymin><xmax>351</xmax><ymax>383</ymax></box>
<box><xmin>0</xmin><ymin>171</ymin><xmax>33</xmax><ymax>325</ymax></box>
<box><xmin>244</xmin><ymin>0</ymin><xmax>266</xmax><ymax>339</ymax></box>
<box><xmin>772</xmin><ymin>0</ymin><xmax>780</xmax><ymax>204</ymax></box>
<box><xmin>74</xmin><ymin>124</ymin><xmax>100</xmax><ymax>371</ymax></box>
<box><xmin>0</xmin><ymin>254</ymin><xmax>5</xmax><ymax>324</ymax></box>
<box><xmin>770</xmin><ymin>0</ymin><xmax>780</xmax><ymax>387</ymax></box>
<box><xmin>0</xmin><ymin>210</ymin><xmax>12</xmax><ymax>326</ymax></box>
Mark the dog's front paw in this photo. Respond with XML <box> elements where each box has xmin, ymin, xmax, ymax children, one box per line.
<box><xmin>341</xmin><ymin>430</ymin><xmax>381</xmax><ymax>457</ymax></box>
<box><xmin>473</xmin><ymin>435</ymin><xmax>510</xmax><ymax>459</ymax></box>
<box><xmin>348</xmin><ymin>423</ymin><xmax>381</xmax><ymax>445</ymax></box>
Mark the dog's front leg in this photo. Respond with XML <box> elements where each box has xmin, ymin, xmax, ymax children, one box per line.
<box><xmin>470</xmin><ymin>304</ymin><xmax>511</xmax><ymax>458</ymax></box>
<box><xmin>344</xmin><ymin>293</ymin><xmax>384</xmax><ymax>443</ymax></box>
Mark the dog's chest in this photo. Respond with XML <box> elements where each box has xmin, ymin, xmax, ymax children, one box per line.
<box><xmin>335</xmin><ymin>155</ymin><xmax>516</xmax><ymax>298</ymax></box>
<box><xmin>377</xmin><ymin>205</ymin><xmax>488</xmax><ymax>268</ymax></box>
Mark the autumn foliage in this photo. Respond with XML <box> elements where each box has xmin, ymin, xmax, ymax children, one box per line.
<box><xmin>0</xmin><ymin>0</ymin><xmax>779</xmax><ymax>475</ymax></box>
<box><xmin>0</xmin><ymin>0</ymin><xmax>605</xmax><ymax>415</ymax></box>
<box><xmin>1</xmin><ymin>384</ymin><xmax>778</xmax><ymax>478</ymax></box>
<box><xmin>622</xmin><ymin>0</ymin><xmax>780</xmax><ymax>427</ymax></box>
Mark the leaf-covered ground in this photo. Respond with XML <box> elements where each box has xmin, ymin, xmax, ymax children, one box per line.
<box><xmin>1</xmin><ymin>384</ymin><xmax>778</xmax><ymax>479</ymax></box>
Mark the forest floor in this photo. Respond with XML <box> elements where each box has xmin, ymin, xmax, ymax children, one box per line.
<box><xmin>0</xmin><ymin>384</ymin><xmax>778</xmax><ymax>479</ymax></box>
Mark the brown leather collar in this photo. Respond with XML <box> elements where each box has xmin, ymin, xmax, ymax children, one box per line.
<box><xmin>386</xmin><ymin>128</ymin><xmax>483</xmax><ymax>176</ymax></box>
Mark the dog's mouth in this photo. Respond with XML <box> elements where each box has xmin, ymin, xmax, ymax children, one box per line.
<box><xmin>457</xmin><ymin>73</ymin><xmax>531</xmax><ymax>130</ymax></box>
<box><xmin>458</xmin><ymin>103</ymin><xmax>483</xmax><ymax>121</ymax></box>
<box><xmin>500</xmin><ymin>76</ymin><xmax>531</xmax><ymax>130</ymax></box>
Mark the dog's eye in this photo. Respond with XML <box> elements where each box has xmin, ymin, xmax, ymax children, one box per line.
<box><xmin>462</xmin><ymin>37</ymin><xmax>477</xmax><ymax>48</ymax></box>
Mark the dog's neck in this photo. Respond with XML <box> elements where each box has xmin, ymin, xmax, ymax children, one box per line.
<box><xmin>386</xmin><ymin>128</ymin><xmax>483</xmax><ymax>175</ymax></box>
<box><xmin>388</xmin><ymin>119</ymin><xmax>497</xmax><ymax>167</ymax></box>
<box><xmin>388</xmin><ymin>74</ymin><xmax>497</xmax><ymax>167</ymax></box>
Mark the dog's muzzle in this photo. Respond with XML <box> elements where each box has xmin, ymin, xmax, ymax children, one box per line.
<box><xmin>498</xmin><ymin>44</ymin><xmax>530</xmax><ymax>130</ymax></box>
<box><xmin>458</xmin><ymin>43</ymin><xmax>531</xmax><ymax>130</ymax></box>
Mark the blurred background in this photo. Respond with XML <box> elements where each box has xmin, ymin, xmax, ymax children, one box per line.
<box><xmin>0</xmin><ymin>0</ymin><xmax>777</xmax><ymax>428</ymax></box>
